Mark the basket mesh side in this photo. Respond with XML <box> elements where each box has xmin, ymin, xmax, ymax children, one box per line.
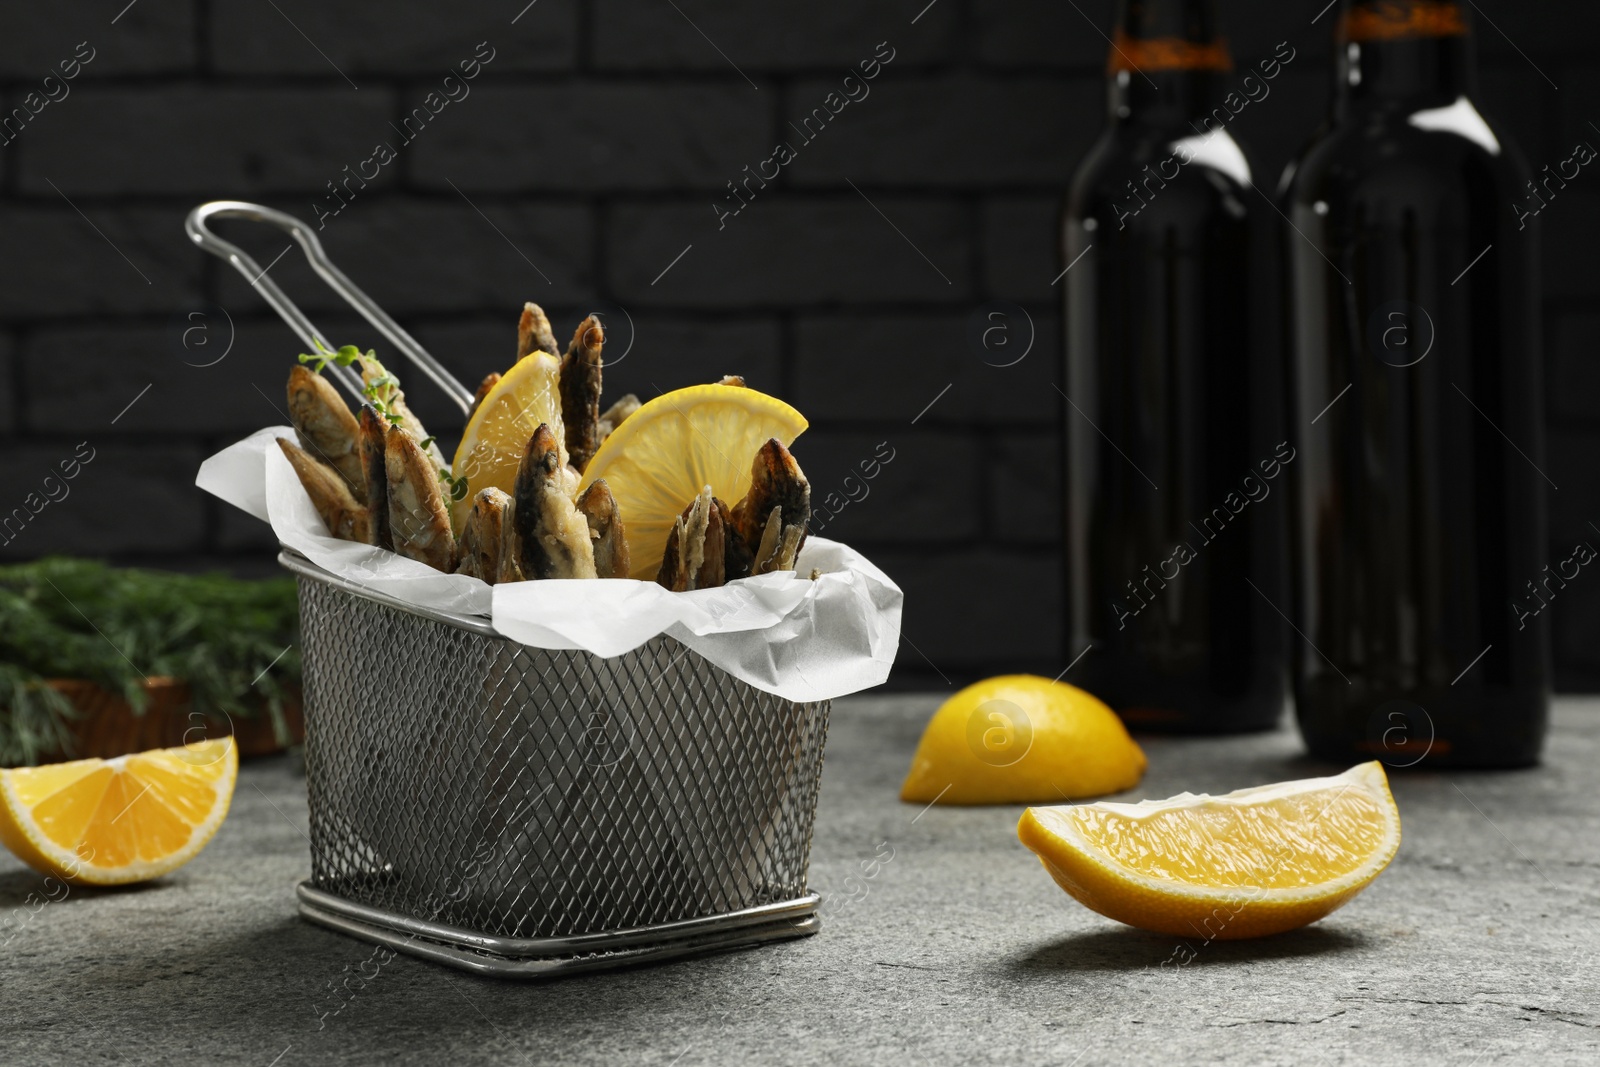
<box><xmin>296</xmin><ymin>575</ymin><xmax>829</xmax><ymax>939</ymax></box>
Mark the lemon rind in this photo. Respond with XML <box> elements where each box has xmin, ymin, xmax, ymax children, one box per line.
<box><xmin>1019</xmin><ymin>761</ymin><xmax>1402</xmax><ymax>908</ymax></box>
<box><xmin>0</xmin><ymin>741</ymin><xmax>238</xmax><ymax>886</ymax></box>
<box><xmin>574</xmin><ymin>383</ymin><xmax>808</xmax><ymax>500</ymax></box>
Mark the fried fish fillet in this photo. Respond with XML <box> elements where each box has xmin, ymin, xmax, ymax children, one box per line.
<box><xmin>286</xmin><ymin>364</ymin><xmax>364</xmax><ymax>492</ymax></box>
<box><xmin>359</xmin><ymin>354</ymin><xmax>446</xmax><ymax>473</ymax></box>
<box><xmin>597</xmin><ymin>394</ymin><xmax>639</xmax><ymax>443</ymax></box>
<box><xmin>497</xmin><ymin>505</ymin><xmax>525</xmax><ymax>584</ymax></box>
<box><xmin>657</xmin><ymin>486</ymin><xmax>727</xmax><ymax>592</ymax></box>
<box><xmin>749</xmin><ymin>506</ymin><xmax>806</xmax><ymax>575</ymax></box>
<box><xmin>723</xmin><ymin>499</ymin><xmax>755</xmax><ymax>582</ymax></box>
<box><xmin>277</xmin><ymin>437</ymin><xmax>370</xmax><ymax>544</ymax></box>
<box><xmin>385</xmin><ymin>424</ymin><xmax>457</xmax><ymax>572</ymax></box>
<box><xmin>517</xmin><ymin>302</ymin><xmax>561</xmax><ymax>359</ymax></box>
<box><xmin>513</xmin><ymin>423</ymin><xmax>598</xmax><ymax>580</ymax></box>
<box><xmin>576</xmin><ymin>479</ymin><xmax>630</xmax><ymax>579</ymax></box>
<box><xmin>455</xmin><ymin>487</ymin><xmax>512</xmax><ymax>583</ymax></box>
<box><xmin>469</xmin><ymin>372</ymin><xmax>501</xmax><ymax>418</ymax></box>
<box><xmin>358</xmin><ymin>404</ymin><xmax>392</xmax><ymax>550</ymax></box>
<box><xmin>559</xmin><ymin>315</ymin><xmax>605</xmax><ymax>473</ymax></box>
<box><xmin>731</xmin><ymin>438</ymin><xmax>811</xmax><ymax>575</ymax></box>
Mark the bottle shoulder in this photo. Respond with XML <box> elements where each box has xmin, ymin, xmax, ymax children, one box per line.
<box><xmin>1283</xmin><ymin>98</ymin><xmax>1530</xmax><ymax>206</ymax></box>
<box><xmin>1067</xmin><ymin>124</ymin><xmax>1257</xmax><ymax>226</ymax></box>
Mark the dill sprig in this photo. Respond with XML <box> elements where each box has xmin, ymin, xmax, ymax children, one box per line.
<box><xmin>298</xmin><ymin>341</ymin><xmax>405</xmax><ymax>426</ymax></box>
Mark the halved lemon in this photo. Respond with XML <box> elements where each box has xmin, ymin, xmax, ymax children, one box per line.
<box><xmin>901</xmin><ymin>675</ymin><xmax>1146</xmax><ymax>805</ymax></box>
<box><xmin>450</xmin><ymin>350</ymin><xmax>565</xmax><ymax>532</ymax></box>
<box><xmin>1017</xmin><ymin>762</ymin><xmax>1401</xmax><ymax>939</ymax></box>
<box><xmin>0</xmin><ymin>739</ymin><xmax>238</xmax><ymax>886</ymax></box>
<box><xmin>576</xmin><ymin>384</ymin><xmax>808</xmax><ymax>579</ymax></box>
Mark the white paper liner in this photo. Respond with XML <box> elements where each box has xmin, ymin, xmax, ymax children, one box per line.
<box><xmin>196</xmin><ymin>427</ymin><xmax>903</xmax><ymax>701</ymax></box>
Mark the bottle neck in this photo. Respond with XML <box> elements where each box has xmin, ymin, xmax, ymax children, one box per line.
<box><xmin>1105</xmin><ymin>0</ymin><xmax>1232</xmax><ymax>126</ymax></box>
<box><xmin>1335</xmin><ymin>1</ymin><xmax>1476</xmax><ymax>111</ymax></box>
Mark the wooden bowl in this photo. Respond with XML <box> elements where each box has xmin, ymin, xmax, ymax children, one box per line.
<box><xmin>43</xmin><ymin>677</ymin><xmax>304</xmax><ymax>762</ymax></box>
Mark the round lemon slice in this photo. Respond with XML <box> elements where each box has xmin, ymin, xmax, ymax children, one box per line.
<box><xmin>450</xmin><ymin>351</ymin><xmax>565</xmax><ymax>532</ymax></box>
<box><xmin>1017</xmin><ymin>761</ymin><xmax>1401</xmax><ymax>940</ymax></box>
<box><xmin>0</xmin><ymin>738</ymin><xmax>238</xmax><ymax>886</ymax></box>
<box><xmin>577</xmin><ymin>384</ymin><xmax>808</xmax><ymax>580</ymax></box>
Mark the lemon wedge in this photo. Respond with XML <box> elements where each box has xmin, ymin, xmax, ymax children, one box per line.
<box><xmin>450</xmin><ymin>350</ymin><xmax>565</xmax><ymax>532</ymax></box>
<box><xmin>576</xmin><ymin>383</ymin><xmax>808</xmax><ymax>580</ymax></box>
<box><xmin>1017</xmin><ymin>762</ymin><xmax>1401</xmax><ymax>939</ymax></box>
<box><xmin>0</xmin><ymin>739</ymin><xmax>238</xmax><ymax>886</ymax></box>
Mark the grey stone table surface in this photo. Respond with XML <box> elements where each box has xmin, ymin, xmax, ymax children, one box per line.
<box><xmin>2</xmin><ymin>696</ymin><xmax>1598</xmax><ymax>1067</ymax></box>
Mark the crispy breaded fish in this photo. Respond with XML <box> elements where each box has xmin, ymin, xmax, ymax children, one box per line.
<box><xmin>576</xmin><ymin>479</ymin><xmax>630</xmax><ymax>579</ymax></box>
<box><xmin>358</xmin><ymin>404</ymin><xmax>392</xmax><ymax>550</ymax></box>
<box><xmin>731</xmin><ymin>438</ymin><xmax>811</xmax><ymax>575</ymax></box>
<box><xmin>749</xmin><ymin>506</ymin><xmax>806</xmax><ymax>574</ymax></box>
<box><xmin>559</xmin><ymin>315</ymin><xmax>604</xmax><ymax>473</ymax></box>
<box><xmin>359</xmin><ymin>354</ymin><xmax>446</xmax><ymax>473</ymax></box>
<box><xmin>455</xmin><ymin>487</ymin><xmax>512</xmax><ymax>583</ymax></box>
<box><xmin>657</xmin><ymin>486</ymin><xmax>727</xmax><ymax>592</ymax></box>
<box><xmin>497</xmin><ymin>506</ymin><xmax>525</xmax><ymax>585</ymax></box>
<box><xmin>597</xmin><ymin>394</ymin><xmax>639</xmax><ymax>443</ymax></box>
<box><xmin>517</xmin><ymin>302</ymin><xmax>560</xmax><ymax>360</ymax></box>
<box><xmin>514</xmin><ymin>423</ymin><xmax>598</xmax><ymax>580</ymax></box>
<box><xmin>469</xmin><ymin>372</ymin><xmax>501</xmax><ymax>418</ymax></box>
<box><xmin>277</xmin><ymin>437</ymin><xmax>370</xmax><ymax>544</ymax></box>
<box><xmin>385</xmin><ymin>424</ymin><xmax>456</xmax><ymax>572</ymax></box>
<box><xmin>723</xmin><ymin>496</ymin><xmax>754</xmax><ymax>581</ymax></box>
<box><xmin>286</xmin><ymin>364</ymin><xmax>364</xmax><ymax>492</ymax></box>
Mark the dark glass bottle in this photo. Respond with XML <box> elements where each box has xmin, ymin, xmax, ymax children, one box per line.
<box><xmin>1281</xmin><ymin>0</ymin><xmax>1548</xmax><ymax>767</ymax></box>
<box><xmin>1062</xmin><ymin>0</ymin><xmax>1284</xmax><ymax>733</ymax></box>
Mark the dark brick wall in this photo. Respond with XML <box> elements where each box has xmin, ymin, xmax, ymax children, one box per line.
<box><xmin>0</xmin><ymin>1</ymin><xmax>1595</xmax><ymax>689</ymax></box>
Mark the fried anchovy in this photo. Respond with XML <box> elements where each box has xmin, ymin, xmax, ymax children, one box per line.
<box><xmin>750</xmin><ymin>505</ymin><xmax>807</xmax><ymax>574</ymax></box>
<box><xmin>559</xmin><ymin>314</ymin><xmax>604</xmax><ymax>473</ymax></box>
<box><xmin>576</xmin><ymin>479</ymin><xmax>631</xmax><ymax>579</ymax></box>
<box><xmin>357</xmin><ymin>404</ymin><xmax>392</xmax><ymax>550</ymax></box>
<box><xmin>723</xmin><ymin>495</ymin><xmax>754</xmax><ymax>582</ymax></box>
<box><xmin>385</xmin><ymin>424</ymin><xmax>457</xmax><ymax>572</ymax></box>
<box><xmin>657</xmin><ymin>486</ymin><xmax>727</xmax><ymax>592</ymax></box>
<box><xmin>731</xmin><ymin>438</ymin><xmax>811</xmax><ymax>575</ymax></box>
<box><xmin>513</xmin><ymin>423</ymin><xmax>598</xmax><ymax>580</ymax></box>
<box><xmin>277</xmin><ymin>437</ymin><xmax>370</xmax><ymax>544</ymax></box>
<box><xmin>286</xmin><ymin>364</ymin><xmax>364</xmax><ymax>492</ymax></box>
<box><xmin>469</xmin><ymin>372</ymin><xmax>501</xmax><ymax>418</ymax></box>
<box><xmin>496</xmin><ymin>505</ymin><xmax>525</xmax><ymax>585</ymax></box>
<box><xmin>454</xmin><ymin>487</ymin><xmax>512</xmax><ymax>583</ymax></box>
<box><xmin>716</xmin><ymin>375</ymin><xmax>747</xmax><ymax>387</ymax></box>
<box><xmin>517</xmin><ymin>302</ymin><xmax>561</xmax><ymax>359</ymax></box>
<box><xmin>357</xmin><ymin>354</ymin><xmax>447</xmax><ymax>474</ymax></box>
<box><xmin>597</xmin><ymin>394</ymin><xmax>640</xmax><ymax>443</ymax></box>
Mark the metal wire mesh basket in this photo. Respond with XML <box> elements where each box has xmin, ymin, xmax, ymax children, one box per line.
<box><xmin>181</xmin><ymin>200</ymin><xmax>832</xmax><ymax>978</ymax></box>
<box><xmin>284</xmin><ymin>552</ymin><xmax>830</xmax><ymax>977</ymax></box>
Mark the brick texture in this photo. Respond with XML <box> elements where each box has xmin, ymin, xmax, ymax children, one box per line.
<box><xmin>785</xmin><ymin>77</ymin><xmax>1099</xmax><ymax>189</ymax></box>
<box><xmin>608</xmin><ymin>198</ymin><xmax>972</xmax><ymax>306</ymax></box>
<box><xmin>0</xmin><ymin>443</ymin><xmax>206</xmax><ymax>558</ymax></box>
<box><xmin>209</xmin><ymin>2</ymin><xmax>579</xmax><ymax>76</ymax></box>
<box><xmin>410</xmin><ymin>84</ymin><xmax>772</xmax><ymax>192</ymax></box>
<box><xmin>19</xmin><ymin>87</ymin><xmax>401</xmax><ymax>196</ymax></box>
<box><xmin>0</xmin><ymin>332</ymin><xmax>13</xmax><ymax>433</ymax></box>
<box><xmin>0</xmin><ymin>5</ymin><xmax>194</xmax><ymax>77</ymax></box>
<box><xmin>802</xmin><ymin>429</ymin><xmax>983</xmax><ymax>544</ymax></box>
<box><xmin>0</xmin><ymin>205</ymin><xmax>201</xmax><ymax>317</ymax></box>
<box><xmin>591</xmin><ymin>1</ymin><xmax>958</xmax><ymax>71</ymax></box>
<box><xmin>0</xmin><ymin>0</ymin><xmax>1595</xmax><ymax>690</ymax></box>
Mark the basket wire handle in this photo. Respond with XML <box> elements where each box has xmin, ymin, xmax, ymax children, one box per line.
<box><xmin>184</xmin><ymin>200</ymin><xmax>475</xmax><ymax>414</ymax></box>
